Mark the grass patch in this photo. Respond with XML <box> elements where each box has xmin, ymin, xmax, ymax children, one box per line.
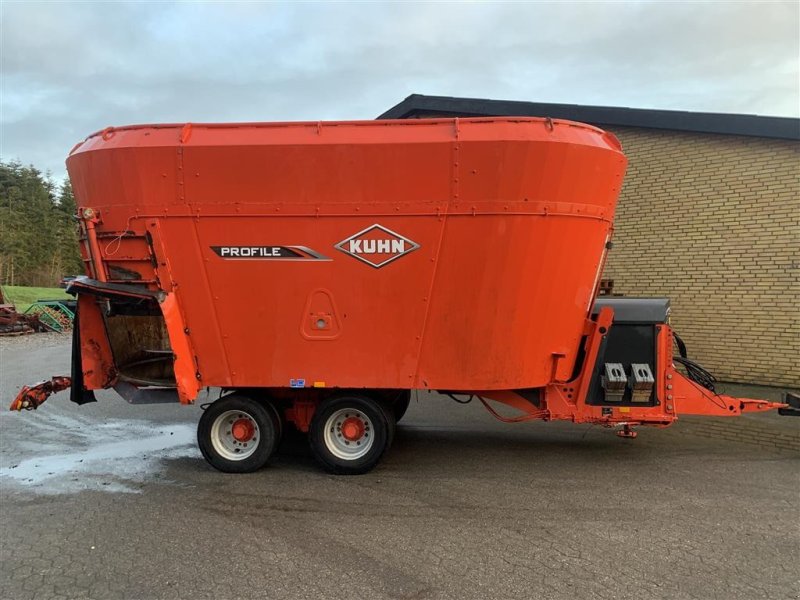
<box><xmin>1</xmin><ymin>285</ymin><xmax>72</xmax><ymax>312</ymax></box>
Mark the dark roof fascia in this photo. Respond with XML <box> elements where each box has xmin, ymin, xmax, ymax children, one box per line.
<box><xmin>377</xmin><ymin>94</ymin><xmax>800</xmax><ymax>141</ymax></box>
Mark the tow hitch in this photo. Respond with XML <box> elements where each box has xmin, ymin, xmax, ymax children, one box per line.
<box><xmin>9</xmin><ymin>376</ymin><xmax>72</xmax><ymax>411</ymax></box>
<box><xmin>778</xmin><ymin>392</ymin><xmax>800</xmax><ymax>417</ymax></box>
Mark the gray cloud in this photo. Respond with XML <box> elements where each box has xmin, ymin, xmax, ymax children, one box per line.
<box><xmin>2</xmin><ymin>1</ymin><xmax>798</xmax><ymax>181</ymax></box>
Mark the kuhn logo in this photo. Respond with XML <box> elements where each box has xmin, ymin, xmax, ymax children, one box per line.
<box><xmin>335</xmin><ymin>224</ymin><xmax>420</xmax><ymax>268</ymax></box>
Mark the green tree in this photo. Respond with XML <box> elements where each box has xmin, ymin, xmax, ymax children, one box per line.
<box><xmin>56</xmin><ymin>179</ymin><xmax>83</xmax><ymax>276</ymax></box>
<box><xmin>0</xmin><ymin>161</ymin><xmax>83</xmax><ymax>286</ymax></box>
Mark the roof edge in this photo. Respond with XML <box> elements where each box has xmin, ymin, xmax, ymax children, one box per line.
<box><xmin>377</xmin><ymin>94</ymin><xmax>800</xmax><ymax>141</ymax></box>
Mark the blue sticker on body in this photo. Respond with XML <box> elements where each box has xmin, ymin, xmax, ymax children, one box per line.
<box><xmin>290</xmin><ymin>379</ymin><xmax>306</xmax><ymax>388</ymax></box>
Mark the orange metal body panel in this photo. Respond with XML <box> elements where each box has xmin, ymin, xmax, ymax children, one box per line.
<box><xmin>160</xmin><ymin>292</ymin><xmax>201</xmax><ymax>404</ymax></box>
<box><xmin>66</xmin><ymin>118</ymin><xmax>626</xmax><ymax>396</ymax></box>
<box><xmin>76</xmin><ymin>294</ymin><xmax>117</xmax><ymax>390</ymax></box>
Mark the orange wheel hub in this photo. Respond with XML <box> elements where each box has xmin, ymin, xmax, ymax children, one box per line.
<box><xmin>340</xmin><ymin>416</ymin><xmax>365</xmax><ymax>441</ymax></box>
<box><xmin>231</xmin><ymin>418</ymin><xmax>255</xmax><ymax>442</ymax></box>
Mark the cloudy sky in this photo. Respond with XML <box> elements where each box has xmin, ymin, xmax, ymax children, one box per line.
<box><xmin>2</xmin><ymin>1</ymin><xmax>798</xmax><ymax>181</ymax></box>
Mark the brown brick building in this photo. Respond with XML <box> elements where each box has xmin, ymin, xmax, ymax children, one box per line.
<box><xmin>380</xmin><ymin>95</ymin><xmax>800</xmax><ymax>388</ymax></box>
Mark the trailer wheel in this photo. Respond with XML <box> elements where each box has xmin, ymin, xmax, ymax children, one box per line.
<box><xmin>309</xmin><ymin>395</ymin><xmax>391</xmax><ymax>475</ymax></box>
<box><xmin>392</xmin><ymin>391</ymin><xmax>411</xmax><ymax>423</ymax></box>
<box><xmin>198</xmin><ymin>395</ymin><xmax>279</xmax><ymax>473</ymax></box>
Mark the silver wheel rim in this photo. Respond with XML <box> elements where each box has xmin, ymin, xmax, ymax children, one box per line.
<box><xmin>323</xmin><ymin>408</ymin><xmax>374</xmax><ymax>460</ymax></box>
<box><xmin>210</xmin><ymin>410</ymin><xmax>260</xmax><ymax>461</ymax></box>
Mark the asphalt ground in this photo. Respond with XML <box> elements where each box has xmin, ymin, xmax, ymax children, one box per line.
<box><xmin>1</xmin><ymin>334</ymin><xmax>798</xmax><ymax>600</ymax></box>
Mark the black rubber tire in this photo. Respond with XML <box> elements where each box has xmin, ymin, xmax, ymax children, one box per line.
<box><xmin>380</xmin><ymin>401</ymin><xmax>397</xmax><ymax>448</ymax></box>
<box><xmin>392</xmin><ymin>391</ymin><xmax>412</xmax><ymax>423</ymax></box>
<box><xmin>263</xmin><ymin>398</ymin><xmax>284</xmax><ymax>442</ymax></box>
<box><xmin>309</xmin><ymin>395</ymin><xmax>391</xmax><ymax>475</ymax></box>
<box><xmin>198</xmin><ymin>395</ymin><xmax>280</xmax><ymax>473</ymax></box>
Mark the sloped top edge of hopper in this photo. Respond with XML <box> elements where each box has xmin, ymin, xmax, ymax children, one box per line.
<box><xmin>70</xmin><ymin>117</ymin><xmax>622</xmax><ymax>156</ymax></box>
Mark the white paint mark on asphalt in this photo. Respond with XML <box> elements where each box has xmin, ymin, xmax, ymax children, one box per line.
<box><xmin>0</xmin><ymin>416</ymin><xmax>198</xmax><ymax>494</ymax></box>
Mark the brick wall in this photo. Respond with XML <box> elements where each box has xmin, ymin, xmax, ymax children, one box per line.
<box><xmin>603</xmin><ymin>127</ymin><xmax>800</xmax><ymax>387</ymax></box>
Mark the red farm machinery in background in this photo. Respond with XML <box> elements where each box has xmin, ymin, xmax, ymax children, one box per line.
<box><xmin>11</xmin><ymin>117</ymin><xmax>798</xmax><ymax>474</ymax></box>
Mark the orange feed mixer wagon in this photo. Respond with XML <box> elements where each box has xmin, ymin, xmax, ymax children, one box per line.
<box><xmin>11</xmin><ymin>117</ymin><xmax>798</xmax><ymax>474</ymax></box>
